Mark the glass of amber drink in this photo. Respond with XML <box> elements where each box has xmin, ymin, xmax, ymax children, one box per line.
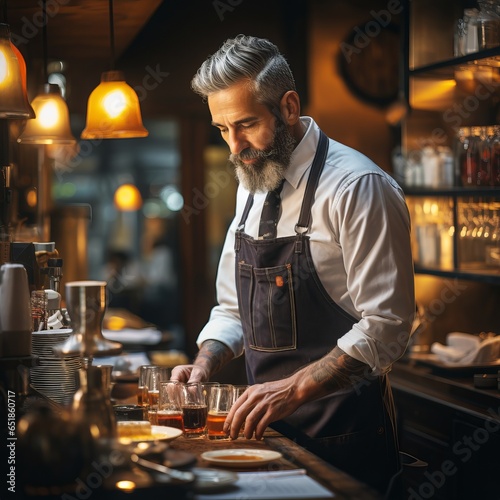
<box><xmin>207</xmin><ymin>384</ymin><xmax>233</xmax><ymax>440</ymax></box>
<box><xmin>157</xmin><ymin>381</ymin><xmax>184</xmax><ymax>431</ymax></box>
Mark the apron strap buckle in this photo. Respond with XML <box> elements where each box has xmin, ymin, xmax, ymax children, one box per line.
<box><xmin>294</xmin><ymin>225</ymin><xmax>308</xmax><ymax>253</ymax></box>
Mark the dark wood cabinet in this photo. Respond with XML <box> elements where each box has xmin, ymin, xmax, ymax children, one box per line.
<box><xmin>391</xmin><ymin>362</ymin><xmax>500</xmax><ymax>499</ymax></box>
<box><xmin>451</xmin><ymin>417</ymin><xmax>500</xmax><ymax>499</ymax></box>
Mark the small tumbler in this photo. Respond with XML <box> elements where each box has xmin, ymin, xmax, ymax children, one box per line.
<box><xmin>206</xmin><ymin>384</ymin><xmax>233</xmax><ymax>440</ymax></box>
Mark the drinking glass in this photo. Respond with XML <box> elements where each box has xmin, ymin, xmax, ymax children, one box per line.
<box><xmin>137</xmin><ymin>365</ymin><xmax>156</xmax><ymax>410</ymax></box>
<box><xmin>144</xmin><ymin>366</ymin><xmax>169</xmax><ymax>424</ymax></box>
<box><xmin>157</xmin><ymin>381</ymin><xmax>184</xmax><ymax>431</ymax></box>
<box><xmin>201</xmin><ymin>382</ymin><xmax>220</xmax><ymax>406</ymax></box>
<box><xmin>206</xmin><ymin>384</ymin><xmax>233</xmax><ymax>440</ymax></box>
<box><xmin>232</xmin><ymin>385</ymin><xmax>249</xmax><ymax>437</ymax></box>
<box><xmin>233</xmin><ymin>384</ymin><xmax>249</xmax><ymax>401</ymax></box>
<box><xmin>181</xmin><ymin>382</ymin><xmax>207</xmax><ymax>438</ymax></box>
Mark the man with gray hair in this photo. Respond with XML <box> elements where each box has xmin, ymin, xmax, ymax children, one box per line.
<box><xmin>172</xmin><ymin>35</ymin><xmax>415</xmax><ymax>495</ymax></box>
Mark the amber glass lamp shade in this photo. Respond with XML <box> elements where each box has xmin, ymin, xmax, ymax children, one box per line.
<box><xmin>10</xmin><ymin>42</ymin><xmax>27</xmax><ymax>93</ymax></box>
<box><xmin>81</xmin><ymin>71</ymin><xmax>148</xmax><ymax>139</ymax></box>
<box><xmin>114</xmin><ymin>184</ymin><xmax>143</xmax><ymax>211</ymax></box>
<box><xmin>0</xmin><ymin>24</ymin><xmax>35</xmax><ymax>119</ymax></box>
<box><xmin>17</xmin><ymin>84</ymin><xmax>76</xmax><ymax>144</ymax></box>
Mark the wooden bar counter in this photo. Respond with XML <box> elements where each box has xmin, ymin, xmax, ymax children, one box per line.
<box><xmin>109</xmin><ymin>380</ymin><xmax>383</xmax><ymax>499</ymax></box>
<box><xmin>165</xmin><ymin>428</ymin><xmax>382</xmax><ymax>499</ymax></box>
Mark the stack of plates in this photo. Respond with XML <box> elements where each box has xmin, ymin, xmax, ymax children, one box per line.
<box><xmin>31</xmin><ymin>329</ymin><xmax>82</xmax><ymax>406</ymax></box>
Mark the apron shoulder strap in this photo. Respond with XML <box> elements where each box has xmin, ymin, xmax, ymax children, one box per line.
<box><xmin>235</xmin><ymin>193</ymin><xmax>254</xmax><ymax>252</ymax></box>
<box><xmin>237</xmin><ymin>194</ymin><xmax>254</xmax><ymax>232</ymax></box>
<box><xmin>295</xmin><ymin>131</ymin><xmax>329</xmax><ymax>234</ymax></box>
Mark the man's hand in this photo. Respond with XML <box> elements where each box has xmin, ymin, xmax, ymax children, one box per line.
<box><xmin>170</xmin><ymin>339</ymin><xmax>234</xmax><ymax>384</ymax></box>
<box><xmin>170</xmin><ymin>364</ymin><xmax>209</xmax><ymax>383</ymax></box>
<box><xmin>224</xmin><ymin>377</ymin><xmax>302</xmax><ymax>440</ymax></box>
<box><xmin>224</xmin><ymin>346</ymin><xmax>369</xmax><ymax>440</ymax></box>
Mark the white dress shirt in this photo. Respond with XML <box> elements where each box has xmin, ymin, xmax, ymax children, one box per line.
<box><xmin>197</xmin><ymin>117</ymin><xmax>415</xmax><ymax>375</ymax></box>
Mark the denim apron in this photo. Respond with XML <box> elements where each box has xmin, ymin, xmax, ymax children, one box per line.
<box><xmin>234</xmin><ymin>131</ymin><xmax>400</xmax><ymax>492</ymax></box>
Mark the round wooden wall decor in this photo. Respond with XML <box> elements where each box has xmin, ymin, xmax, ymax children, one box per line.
<box><xmin>337</xmin><ymin>21</ymin><xmax>400</xmax><ymax>107</ymax></box>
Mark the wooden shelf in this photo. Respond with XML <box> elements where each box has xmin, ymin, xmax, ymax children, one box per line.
<box><xmin>404</xmin><ymin>186</ymin><xmax>500</xmax><ymax>197</ymax></box>
<box><xmin>414</xmin><ymin>265</ymin><xmax>500</xmax><ymax>285</ymax></box>
<box><xmin>410</xmin><ymin>47</ymin><xmax>500</xmax><ymax>77</ymax></box>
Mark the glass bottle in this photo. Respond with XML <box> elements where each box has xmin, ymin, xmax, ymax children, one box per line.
<box><xmin>421</xmin><ymin>146</ymin><xmax>440</xmax><ymax>188</ymax></box>
<box><xmin>457</xmin><ymin>127</ymin><xmax>471</xmax><ymax>186</ymax></box>
<box><xmin>491</xmin><ymin>125</ymin><xmax>500</xmax><ymax>186</ymax></box>
<box><xmin>71</xmin><ymin>366</ymin><xmax>117</xmax><ymax>440</ymax></box>
<box><xmin>460</xmin><ymin>127</ymin><xmax>481</xmax><ymax>186</ymax></box>
<box><xmin>454</xmin><ymin>128</ymin><xmax>467</xmax><ymax>185</ymax></box>
<box><xmin>477</xmin><ymin>126</ymin><xmax>493</xmax><ymax>186</ymax></box>
<box><xmin>477</xmin><ymin>0</ymin><xmax>500</xmax><ymax>50</ymax></box>
<box><xmin>455</xmin><ymin>8</ymin><xmax>479</xmax><ymax>56</ymax></box>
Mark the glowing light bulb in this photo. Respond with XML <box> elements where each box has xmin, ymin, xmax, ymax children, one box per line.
<box><xmin>103</xmin><ymin>89</ymin><xmax>126</xmax><ymax>118</ymax></box>
<box><xmin>38</xmin><ymin>100</ymin><xmax>58</xmax><ymax>128</ymax></box>
<box><xmin>0</xmin><ymin>50</ymin><xmax>7</xmax><ymax>84</ymax></box>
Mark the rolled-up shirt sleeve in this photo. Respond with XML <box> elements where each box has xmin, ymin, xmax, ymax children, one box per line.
<box><xmin>335</xmin><ymin>173</ymin><xmax>415</xmax><ymax>375</ymax></box>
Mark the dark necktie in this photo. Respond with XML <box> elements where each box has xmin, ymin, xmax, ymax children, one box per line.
<box><xmin>258</xmin><ymin>180</ymin><xmax>285</xmax><ymax>239</ymax></box>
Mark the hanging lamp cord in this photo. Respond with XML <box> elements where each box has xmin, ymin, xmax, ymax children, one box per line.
<box><xmin>109</xmin><ymin>0</ymin><xmax>115</xmax><ymax>70</ymax></box>
<box><xmin>42</xmin><ymin>0</ymin><xmax>48</xmax><ymax>82</ymax></box>
<box><xmin>1</xmin><ymin>0</ymin><xmax>7</xmax><ymax>24</ymax></box>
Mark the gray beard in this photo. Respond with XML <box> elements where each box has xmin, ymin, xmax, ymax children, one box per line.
<box><xmin>230</xmin><ymin>122</ymin><xmax>296</xmax><ymax>194</ymax></box>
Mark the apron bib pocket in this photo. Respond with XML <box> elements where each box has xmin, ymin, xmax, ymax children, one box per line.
<box><xmin>237</xmin><ymin>262</ymin><xmax>297</xmax><ymax>352</ymax></box>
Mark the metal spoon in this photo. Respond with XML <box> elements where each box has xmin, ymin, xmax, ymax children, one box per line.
<box><xmin>130</xmin><ymin>453</ymin><xmax>195</xmax><ymax>484</ymax></box>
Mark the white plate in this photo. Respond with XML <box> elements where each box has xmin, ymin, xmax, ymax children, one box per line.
<box><xmin>118</xmin><ymin>425</ymin><xmax>183</xmax><ymax>444</ymax></box>
<box><xmin>200</xmin><ymin>449</ymin><xmax>282</xmax><ymax>468</ymax></box>
<box><xmin>192</xmin><ymin>467</ymin><xmax>238</xmax><ymax>491</ymax></box>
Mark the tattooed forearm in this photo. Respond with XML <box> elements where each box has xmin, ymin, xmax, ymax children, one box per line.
<box><xmin>308</xmin><ymin>346</ymin><xmax>369</xmax><ymax>393</ymax></box>
<box><xmin>194</xmin><ymin>340</ymin><xmax>234</xmax><ymax>378</ymax></box>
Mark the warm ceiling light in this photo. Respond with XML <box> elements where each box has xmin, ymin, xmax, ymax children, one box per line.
<box><xmin>81</xmin><ymin>71</ymin><xmax>148</xmax><ymax>139</ymax></box>
<box><xmin>17</xmin><ymin>84</ymin><xmax>75</xmax><ymax>144</ymax></box>
<box><xmin>114</xmin><ymin>183</ymin><xmax>143</xmax><ymax>211</ymax></box>
<box><xmin>26</xmin><ymin>188</ymin><xmax>37</xmax><ymax>208</ymax></box>
<box><xmin>16</xmin><ymin>0</ymin><xmax>75</xmax><ymax>145</ymax></box>
<box><xmin>81</xmin><ymin>0</ymin><xmax>148</xmax><ymax>140</ymax></box>
<box><xmin>0</xmin><ymin>23</ymin><xmax>35</xmax><ymax>119</ymax></box>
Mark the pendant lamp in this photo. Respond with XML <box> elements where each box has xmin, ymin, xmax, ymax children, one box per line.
<box><xmin>81</xmin><ymin>0</ymin><xmax>148</xmax><ymax>139</ymax></box>
<box><xmin>18</xmin><ymin>83</ymin><xmax>76</xmax><ymax>144</ymax></box>
<box><xmin>0</xmin><ymin>23</ymin><xmax>35</xmax><ymax>119</ymax></box>
<box><xmin>17</xmin><ymin>0</ymin><xmax>75</xmax><ymax>144</ymax></box>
